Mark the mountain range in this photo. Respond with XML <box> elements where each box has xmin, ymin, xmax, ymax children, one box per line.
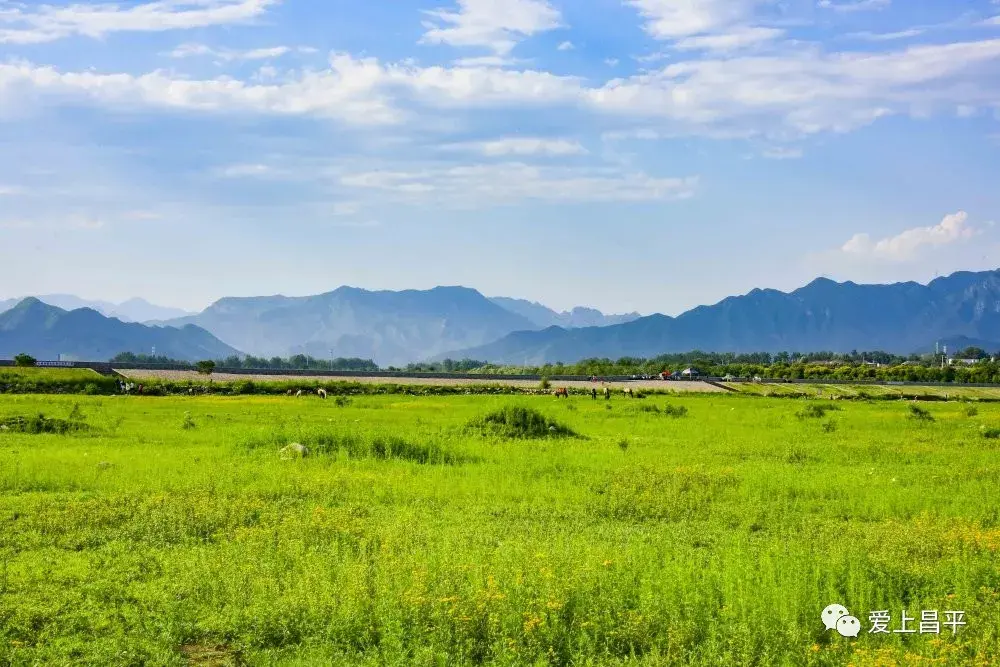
<box><xmin>0</xmin><ymin>299</ymin><xmax>237</xmax><ymax>362</ymax></box>
<box><xmin>5</xmin><ymin>270</ymin><xmax>1000</xmax><ymax>364</ymax></box>
<box><xmin>157</xmin><ymin>286</ymin><xmax>542</xmax><ymax>366</ymax></box>
<box><xmin>0</xmin><ymin>295</ymin><xmax>194</xmax><ymax>323</ymax></box>
<box><xmin>445</xmin><ymin>271</ymin><xmax>1000</xmax><ymax>363</ymax></box>
<box><xmin>488</xmin><ymin>297</ymin><xmax>641</xmax><ymax>329</ymax></box>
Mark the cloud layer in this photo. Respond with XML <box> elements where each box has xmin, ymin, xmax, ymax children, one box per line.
<box><xmin>0</xmin><ymin>0</ymin><xmax>276</xmax><ymax>44</ymax></box>
<box><xmin>842</xmin><ymin>212</ymin><xmax>979</xmax><ymax>261</ymax></box>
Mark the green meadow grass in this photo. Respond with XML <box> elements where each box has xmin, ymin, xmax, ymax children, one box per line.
<box><xmin>1</xmin><ymin>393</ymin><xmax>999</xmax><ymax>666</ymax></box>
<box><xmin>0</xmin><ymin>367</ymin><xmax>104</xmax><ymax>382</ymax></box>
<box><xmin>728</xmin><ymin>381</ymin><xmax>1000</xmax><ymax>401</ymax></box>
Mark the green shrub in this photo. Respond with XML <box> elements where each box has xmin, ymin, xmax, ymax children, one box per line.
<box><xmin>796</xmin><ymin>404</ymin><xmax>840</xmax><ymax>419</ymax></box>
<box><xmin>196</xmin><ymin>360</ymin><xmax>216</xmax><ymax>375</ymax></box>
<box><xmin>909</xmin><ymin>404</ymin><xmax>935</xmax><ymax>422</ymax></box>
<box><xmin>13</xmin><ymin>353</ymin><xmax>36</xmax><ymax>367</ymax></box>
<box><xmin>539</xmin><ymin>378</ymin><xmax>551</xmax><ymax>390</ymax></box>
<box><xmin>0</xmin><ymin>413</ymin><xmax>89</xmax><ymax>435</ymax></box>
<box><xmin>663</xmin><ymin>404</ymin><xmax>689</xmax><ymax>418</ymax></box>
<box><xmin>822</xmin><ymin>420</ymin><xmax>837</xmax><ymax>433</ymax></box>
<box><xmin>231</xmin><ymin>380</ymin><xmax>256</xmax><ymax>395</ymax></box>
<box><xmin>966</xmin><ymin>405</ymin><xmax>979</xmax><ymax>417</ymax></box>
<box><xmin>468</xmin><ymin>406</ymin><xmax>577</xmax><ymax>439</ymax></box>
<box><xmin>980</xmin><ymin>426</ymin><xmax>1000</xmax><ymax>440</ymax></box>
<box><xmin>181</xmin><ymin>412</ymin><xmax>196</xmax><ymax>430</ymax></box>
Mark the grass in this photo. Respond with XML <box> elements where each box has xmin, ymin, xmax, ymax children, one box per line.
<box><xmin>728</xmin><ymin>381</ymin><xmax>1000</xmax><ymax>402</ymax></box>
<box><xmin>1</xmin><ymin>392</ymin><xmax>999</xmax><ymax>665</ymax></box>
<box><xmin>0</xmin><ymin>367</ymin><xmax>103</xmax><ymax>381</ymax></box>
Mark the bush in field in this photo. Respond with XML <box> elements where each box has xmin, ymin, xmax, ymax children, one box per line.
<box><xmin>663</xmin><ymin>404</ymin><xmax>689</xmax><ymax>418</ymax></box>
<box><xmin>980</xmin><ymin>426</ymin><xmax>1000</xmax><ymax>440</ymax></box>
<box><xmin>13</xmin><ymin>353</ymin><xmax>37</xmax><ymax>367</ymax></box>
<box><xmin>196</xmin><ymin>360</ymin><xmax>216</xmax><ymax>375</ymax></box>
<box><xmin>181</xmin><ymin>412</ymin><xmax>196</xmax><ymax>430</ymax></box>
<box><xmin>796</xmin><ymin>404</ymin><xmax>840</xmax><ymax>419</ymax></box>
<box><xmin>539</xmin><ymin>378</ymin><xmax>551</xmax><ymax>390</ymax></box>
<box><xmin>966</xmin><ymin>405</ymin><xmax>979</xmax><ymax>417</ymax></box>
<box><xmin>638</xmin><ymin>405</ymin><xmax>660</xmax><ymax>414</ymax></box>
<box><xmin>0</xmin><ymin>413</ymin><xmax>89</xmax><ymax>434</ymax></box>
<box><xmin>468</xmin><ymin>406</ymin><xmax>577</xmax><ymax>439</ymax></box>
<box><xmin>334</xmin><ymin>396</ymin><xmax>352</xmax><ymax>407</ymax></box>
<box><xmin>822</xmin><ymin>420</ymin><xmax>837</xmax><ymax>433</ymax></box>
<box><xmin>909</xmin><ymin>404</ymin><xmax>935</xmax><ymax>422</ymax></box>
<box><xmin>231</xmin><ymin>380</ymin><xmax>256</xmax><ymax>395</ymax></box>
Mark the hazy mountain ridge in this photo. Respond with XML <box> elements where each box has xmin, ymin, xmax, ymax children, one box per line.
<box><xmin>160</xmin><ymin>286</ymin><xmax>541</xmax><ymax>367</ymax></box>
<box><xmin>0</xmin><ymin>299</ymin><xmax>238</xmax><ymax>362</ymax></box>
<box><xmin>445</xmin><ymin>270</ymin><xmax>1000</xmax><ymax>364</ymax></box>
<box><xmin>0</xmin><ymin>295</ymin><xmax>194</xmax><ymax>323</ymax></box>
<box><xmin>488</xmin><ymin>297</ymin><xmax>641</xmax><ymax>329</ymax></box>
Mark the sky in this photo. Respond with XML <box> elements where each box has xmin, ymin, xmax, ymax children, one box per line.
<box><xmin>1</xmin><ymin>0</ymin><xmax>1000</xmax><ymax>316</ymax></box>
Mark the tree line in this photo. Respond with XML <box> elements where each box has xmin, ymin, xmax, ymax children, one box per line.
<box><xmin>104</xmin><ymin>347</ymin><xmax>1000</xmax><ymax>383</ymax></box>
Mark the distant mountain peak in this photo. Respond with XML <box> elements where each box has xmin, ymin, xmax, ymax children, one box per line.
<box><xmin>448</xmin><ymin>269</ymin><xmax>1000</xmax><ymax>364</ymax></box>
<box><xmin>0</xmin><ymin>299</ymin><xmax>237</xmax><ymax>361</ymax></box>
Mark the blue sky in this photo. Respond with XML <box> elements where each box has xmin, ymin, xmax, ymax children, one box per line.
<box><xmin>1</xmin><ymin>0</ymin><xmax>999</xmax><ymax>316</ymax></box>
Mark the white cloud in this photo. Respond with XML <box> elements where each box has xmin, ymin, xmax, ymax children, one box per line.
<box><xmin>445</xmin><ymin>137</ymin><xmax>588</xmax><ymax>156</ymax></box>
<box><xmin>845</xmin><ymin>29</ymin><xmax>925</xmax><ymax>42</ymax></box>
<box><xmin>557</xmin><ymin>40</ymin><xmax>574</xmax><ymax>51</ymax></box>
<box><xmin>338</xmin><ymin>162</ymin><xmax>698</xmax><ymax>206</ymax></box>
<box><xmin>452</xmin><ymin>55</ymin><xmax>524</xmax><ymax>67</ymax></box>
<box><xmin>0</xmin><ymin>54</ymin><xmax>584</xmax><ymax>125</ymax></box>
<box><xmin>215</xmin><ymin>163</ymin><xmax>275</xmax><ymax>178</ymax></box>
<box><xmin>585</xmin><ymin>39</ymin><xmax>1000</xmax><ymax>137</ymax></box>
<box><xmin>605</xmin><ymin>58</ymin><xmax>620</xmax><ymax>67</ymax></box>
<box><xmin>166</xmin><ymin>43</ymin><xmax>298</xmax><ymax>61</ymax></box>
<box><xmin>0</xmin><ymin>0</ymin><xmax>278</xmax><ymax>44</ymax></box>
<box><xmin>628</xmin><ymin>0</ymin><xmax>765</xmax><ymax>40</ymax></box>
<box><xmin>0</xmin><ymin>185</ymin><xmax>24</xmax><ymax>195</ymax></box>
<box><xmin>673</xmin><ymin>26</ymin><xmax>784</xmax><ymax>52</ymax></box>
<box><xmin>420</xmin><ymin>0</ymin><xmax>562</xmax><ymax>55</ymax></box>
<box><xmin>841</xmin><ymin>211</ymin><xmax>978</xmax><ymax>261</ymax></box>
<box><xmin>761</xmin><ymin>146</ymin><xmax>803</xmax><ymax>159</ymax></box>
<box><xmin>818</xmin><ymin>0</ymin><xmax>890</xmax><ymax>12</ymax></box>
<box><xmin>4</xmin><ymin>37</ymin><xmax>1000</xmax><ymax>140</ymax></box>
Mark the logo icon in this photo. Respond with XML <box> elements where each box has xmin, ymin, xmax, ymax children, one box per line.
<box><xmin>836</xmin><ymin>615</ymin><xmax>861</xmax><ymax>638</ymax></box>
<box><xmin>822</xmin><ymin>604</ymin><xmax>849</xmax><ymax>631</ymax></box>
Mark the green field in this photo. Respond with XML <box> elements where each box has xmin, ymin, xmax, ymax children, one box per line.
<box><xmin>2</xmin><ymin>392</ymin><xmax>999</xmax><ymax>666</ymax></box>
<box><xmin>727</xmin><ymin>381</ymin><xmax>1000</xmax><ymax>401</ymax></box>
<box><xmin>0</xmin><ymin>367</ymin><xmax>103</xmax><ymax>382</ymax></box>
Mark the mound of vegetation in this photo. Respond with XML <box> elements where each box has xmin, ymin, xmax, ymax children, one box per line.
<box><xmin>0</xmin><ymin>413</ymin><xmax>90</xmax><ymax>435</ymax></box>
<box><xmin>467</xmin><ymin>406</ymin><xmax>577</xmax><ymax>439</ymax></box>
<box><xmin>980</xmin><ymin>426</ymin><xmax>1000</xmax><ymax>440</ymax></box>
<box><xmin>662</xmin><ymin>404</ymin><xmax>689</xmax><ymax>418</ymax></box>
<box><xmin>908</xmin><ymin>404</ymin><xmax>935</xmax><ymax>422</ymax></box>
<box><xmin>796</xmin><ymin>404</ymin><xmax>841</xmax><ymax>419</ymax></box>
<box><xmin>242</xmin><ymin>427</ymin><xmax>469</xmax><ymax>465</ymax></box>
